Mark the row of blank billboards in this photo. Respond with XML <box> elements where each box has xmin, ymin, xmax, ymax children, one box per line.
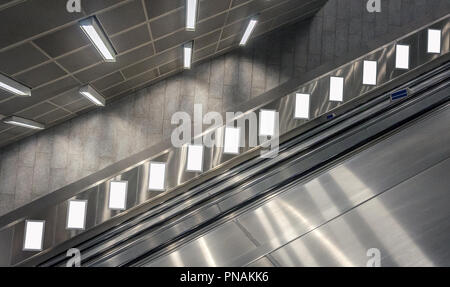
<box><xmin>23</xmin><ymin>28</ymin><xmax>443</xmax><ymax>251</ymax></box>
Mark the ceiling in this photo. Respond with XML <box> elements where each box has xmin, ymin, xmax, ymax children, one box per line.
<box><xmin>0</xmin><ymin>0</ymin><xmax>326</xmax><ymax>148</ymax></box>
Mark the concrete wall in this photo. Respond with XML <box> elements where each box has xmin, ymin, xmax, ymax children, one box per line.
<box><xmin>1</xmin><ymin>0</ymin><xmax>449</xmax><ymax>215</ymax></box>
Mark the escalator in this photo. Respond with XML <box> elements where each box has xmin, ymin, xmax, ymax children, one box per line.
<box><xmin>1</xmin><ymin>16</ymin><xmax>448</xmax><ymax>267</ymax></box>
<box><xmin>38</xmin><ymin>60</ymin><xmax>450</xmax><ymax>267</ymax></box>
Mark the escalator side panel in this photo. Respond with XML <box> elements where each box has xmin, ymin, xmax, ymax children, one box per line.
<box><xmin>146</xmin><ymin>104</ymin><xmax>450</xmax><ymax>267</ymax></box>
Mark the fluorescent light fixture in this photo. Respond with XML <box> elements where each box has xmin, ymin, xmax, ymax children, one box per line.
<box><xmin>79</xmin><ymin>17</ymin><xmax>116</xmax><ymax>62</ymax></box>
<box><xmin>295</xmin><ymin>93</ymin><xmax>310</xmax><ymax>119</ymax></box>
<box><xmin>109</xmin><ymin>181</ymin><xmax>128</xmax><ymax>210</ymax></box>
<box><xmin>79</xmin><ymin>84</ymin><xmax>106</xmax><ymax>106</ymax></box>
<box><xmin>186</xmin><ymin>144</ymin><xmax>204</xmax><ymax>172</ymax></box>
<box><xmin>186</xmin><ymin>0</ymin><xmax>198</xmax><ymax>31</ymax></box>
<box><xmin>224</xmin><ymin>127</ymin><xmax>240</xmax><ymax>154</ymax></box>
<box><xmin>259</xmin><ymin>109</ymin><xmax>276</xmax><ymax>137</ymax></box>
<box><xmin>2</xmin><ymin>116</ymin><xmax>44</xmax><ymax>130</ymax></box>
<box><xmin>427</xmin><ymin>29</ymin><xmax>441</xmax><ymax>54</ymax></box>
<box><xmin>66</xmin><ymin>200</ymin><xmax>87</xmax><ymax>230</ymax></box>
<box><xmin>23</xmin><ymin>220</ymin><xmax>45</xmax><ymax>251</ymax></box>
<box><xmin>395</xmin><ymin>44</ymin><xmax>409</xmax><ymax>69</ymax></box>
<box><xmin>240</xmin><ymin>19</ymin><xmax>258</xmax><ymax>46</ymax></box>
<box><xmin>148</xmin><ymin>162</ymin><xmax>166</xmax><ymax>191</ymax></box>
<box><xmin>183</xmin><ymin>41</ymin><xmax>193</xmax><ymax>69</ymax></box>
<box><xmin>0</xmin><ymin>73</ymin><xmax>31</xmax><ymax>96</ymax></box>
<box><xmin>363</xmin><ymin>60</ymin><xmax>377</xmax><ymax>86</ymax></box>
<box><xmin>329</xmin><ymin>76</ymin><xmax>344</xmax><ymax>102</ymax></box>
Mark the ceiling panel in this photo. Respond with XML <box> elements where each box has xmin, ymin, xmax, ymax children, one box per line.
<box><xmin>110</xmin><ymin>24</ymin><xmax>151</xmax><ymax>53</ymax></box>
<box><xmin>0</xmin><ymin>43</ymin><xmax>49</xmax><ymax>75</ymax></box>
<box><xmin>56</xmin><ymin>45</ymin><xmax>102</xmax><ymax>73</ymax></box>
<box><xmin>16</xmin><ymin>102</ymin><xmax>58</xmax><ymax>119</ymax></box>
<box><xmin>144</xmin><ymin>0</ymin><xmax>184</xmax><ymax>20</ymax></box>
<box><xmin>0</xmin><ymin>0</ymin><xmax>326</xmax><ymax>148</ymax></box>
<box><xmin>14</xmin><ymin>62</ymin><xmax>67</xmax><ymax>88</ymax></box>
<box><xmin>97</xmin><ymin>0</ymin><xmax>146</xmax><ymax>35</ymax></box>
<box><xmin>33</xmin><ymin>24</ymin><xmax>90</xmax><ymax>58</ymax></box>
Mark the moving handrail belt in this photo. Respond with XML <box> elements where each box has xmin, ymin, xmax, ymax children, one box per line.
<box><xmin>43</xmin><ymin>61</ymin><xmax>450</xmax><ymax>267</ymax></box>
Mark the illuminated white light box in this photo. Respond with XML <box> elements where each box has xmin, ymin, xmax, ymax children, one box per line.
<box><xmin>66</xmin><ymin>200</ymin><xmax>87</xmax><ymax>230</ymax></box>
<box><xmin>427</xmin><ymin>29</ymin><xmax>441</xmax><ymax>54</ymax></box>
<box><xmin>395</xmin><ymin>44</ymin><xmax>409</xmax><ymax>69</ymax></box>
<box><xmin>148</xmin><ymin>162</ymin><xmax>166</xmax><ymax>191</ymax></box>
<box><xmin>186</xmin><ymin>0</ymin><xmax>198</xmax><ymax>31</ymax></box>
<box><xmin>23</xmin><ymin>220</ymin><xmax>45</xmax><ymax>251</ymax></box>
<box><xmin>295</xmin><ymin>93</ymin><xmax>310</xmax><ymax>119</ymax></box>
<box><xmin>363</xmin><ymin>60</ymin><xmax>377</xmax><ymax>86</ymax></box>
<box><xmin>329</xmin><ymin>76</ymin><xmax>344</xmax><ymax>102</ymax></box>
<box><xmin>259</xmin><ymin>109</ymin><xmax>276</xmax><ymax>137</ymax></box>
<box><xmin>187</xmin><ymin>144</ymin><xmax>204</xmax><ymax>172</ymax></box>
<box><xmin>183</xmin><ymin>41</ymin><xmax>193</xmax><ymax>69</ymax></box>
<box><xmin>224</xmin><ymin>127</ymin><xmax>241</xmax><ymax>154</ymax></box>
<box><xmin>109</xmin><ymin>181</ymin><xmax>128</xmax><ymax>210</ymax></box>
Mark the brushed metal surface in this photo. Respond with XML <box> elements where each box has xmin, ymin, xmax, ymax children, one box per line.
<box><xmin>270</xmin><ymin>158</ymin><xmax>450</xmax><ymax>267</ymax></box>
<box><xmin>145</xmin><ymin>105</ymin><xmax>450</xmax><ymax>266</ymax></box>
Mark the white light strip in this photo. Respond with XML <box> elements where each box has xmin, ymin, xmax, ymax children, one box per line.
<box><xmin>295</xmin><ymin>93</ymin><xmax>310</xmax><ymax>119</ymax></box>
<box><xmin>186</xmin><ymin>144</ymin><xmax>204</xmax><ymax>172</ymax></box>
<box><xmin>3</xmin><ymin>116</ymin><xmax>44</xmax><ymax>130</ymax></box>
<box><xmin>79</xmin><ymin>17</ymin><xmax>116</xmax><ymax>62</ymax></box>
<box><xmin>224</xmin><ymin>127</ymin><xmax>241</xmax><ymax>154</ymax></box>
<box><xmin>186</xmin><ymin>0</ymin><xmax>198</xmax><ymax>31</ymax></box>
<box><xmin>23</xmin><ymin>220</ymin><xmax>45</xmax><ymax>251</ymax></box>
<box><xmin>66</xmin><ymin>200</ymin><xmax>87</xmax><ymax>230</ymax></box>
<box><xmin>240</xmin><ymin>19</ymin><xmax>258</xmax><ymax>46</ymax></box>
<box><xmin>395</xmin><ymin>44</ymin><xmax>409</xmax><ymax>69</ymax></box>
<box><xmin>427</xmin><ymin>29</ymin><xmax>441</xmax><ymax>54</ymax></box>
<box><xmin>0</xmin><ymin>73</ymin><xmax>31</xmax><ymax>96</ymax></box>
<box><xmin>79</xmin><ymin>84</ymin><xmax>106</xmax><ymax>106</ymax></box>
<box><xmin>109</xmin><ymin>181</ymin><xmax>128</xmax><ymax>210</ymax></box>
<box><xmin>184</xmin><ymin>42</ymin><xmax>193</xmax><ymax>69</ymax></box>
<box><xmin>149</xmin><ymin>162</ymin><xmax>166</xmax><ymax>191</ymax></box>
<box><xmin>362</xmin><ymin>60</ymin><xmax>377</xmax><ymax>86</ymax></box>
<box><xmin>259</xmin><ymin>109</ymin><xmax>276</xmax><ymax>137</ymax></box>
<box><xmin>329</xmin><ymin>76</ymin><xmax>344</xmax><ymax>102</ymax></box>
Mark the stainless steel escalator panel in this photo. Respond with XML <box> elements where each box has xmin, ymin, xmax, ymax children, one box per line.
<box><xmin>2</xmin><ymin>16</ymin><xmax>449</xmax><ymax>267</ymax></box>
<box><xmin>270</xmin><ymin>158</ymin><xmax>450</xmax><ymax>267</ymax></box>
<box><xmin>143</xmin><ymin>105</ymin><xmax>450</xmax><ymax>267</ymax></box>
<box><xmin>149</xmin><ymin>222</ymin><xmax>257</xmax><ymax>267</ymax></box>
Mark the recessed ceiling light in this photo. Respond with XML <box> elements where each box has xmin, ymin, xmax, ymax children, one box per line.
<box><xmin>66</xmin><ymin>200</ymin><xmax>87</xmax><ymax>230</ymax></box>
<box><xmin>23</xmin><ymin>220</ymin><xmax>45</xmax><ymax>251</ymax></box>
<box><xmin>395</xmin><ymin>44</ymin><xmax>409</xmax><ymax>69</ymax></box>
<box><xmin>224</xmin><ymin>126</ymin><xmax>240</xmax><ymax>154</ymax></box>
<box><xmin>186</xmin><ymin>0</ymin><xmax>198</xmax><ymax>31</ymax></box>
<box><xmin>183</xmin><ymin>41</ymin><xmax>193</xmax><ymax>69</ymax></box>
<box><xmin>109</xmin><ymin>181</ymin><xmax>128</xmax><ymax>210</ymax></box>
<box><xmin>148</xmin><ymin>162</ymin><xmax>166</xmax><ymax>191</ymax></box>
<box><xmin>79</xmin><ymin>17</ymin><xmax>116</xmax><ymax>62</ymax></box>
<box><xmin>329</xmin><ymin>76</ymin><xmax>344</xmax><ymax>102</ymax></box>
<box><xmin>240</xmin><ymin>18</ymin><xmax>258</xmax><ymax>46</ymax></box>
<box><xmin>363</xmin><ymin>60</ymin><xmax>377</xmax><ymax>86</ymax></box>
<box><xmin>259</xmin><ymin>109</ymin><xmax>276</xmax><ymax>137</ymax></box>
<box><xmin>79</xmin><ymin>84</ymin><xmax>106</xmax><ymax>106</ymax></box>
<box><xmin>2</xmin><ymin>116</ymin><xmax>44</xmax><ymax>130</ymax></box>
<box><xmin>427</xmin><ymin>29</ymin><xmax>441</xmax><ymax>54</ymax></box>
<box><xmin>0</xmin><ymin>73</ymin><xmax>31</xmax><ymax>96</ymax></box>
<box><xmin>295</xmin><ymin>93</ymin><xmax>310</xmax><ymax>119</ymax></box>
<box><xmin>186</xmin><ymin>144</ymin><xmax>204</xmax><ymax>172</ymax></box>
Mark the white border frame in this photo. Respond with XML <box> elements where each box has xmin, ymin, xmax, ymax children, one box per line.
<box><xmin>186</xmin><ymin>144</ymin><xmax>204</xmax><ymax>172</ymax></box>
<box><xmin>108</xmin><ymin>180</ymin><xmax>129</xmax><ymax>211</ymax></box>
<box><xmin>66</xmin><ymin>199</ymin><xmax>88</xmax><ymax>230</ymax></box>
<box><xmin>148</xmin><ymin>161</ymin><xmax>167</xmax><ymax>191</ymax></box>
<box><xmin>23</xmin><ymin>219</ymin><xmax>45</xmax><ymax>252</ymax></box>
